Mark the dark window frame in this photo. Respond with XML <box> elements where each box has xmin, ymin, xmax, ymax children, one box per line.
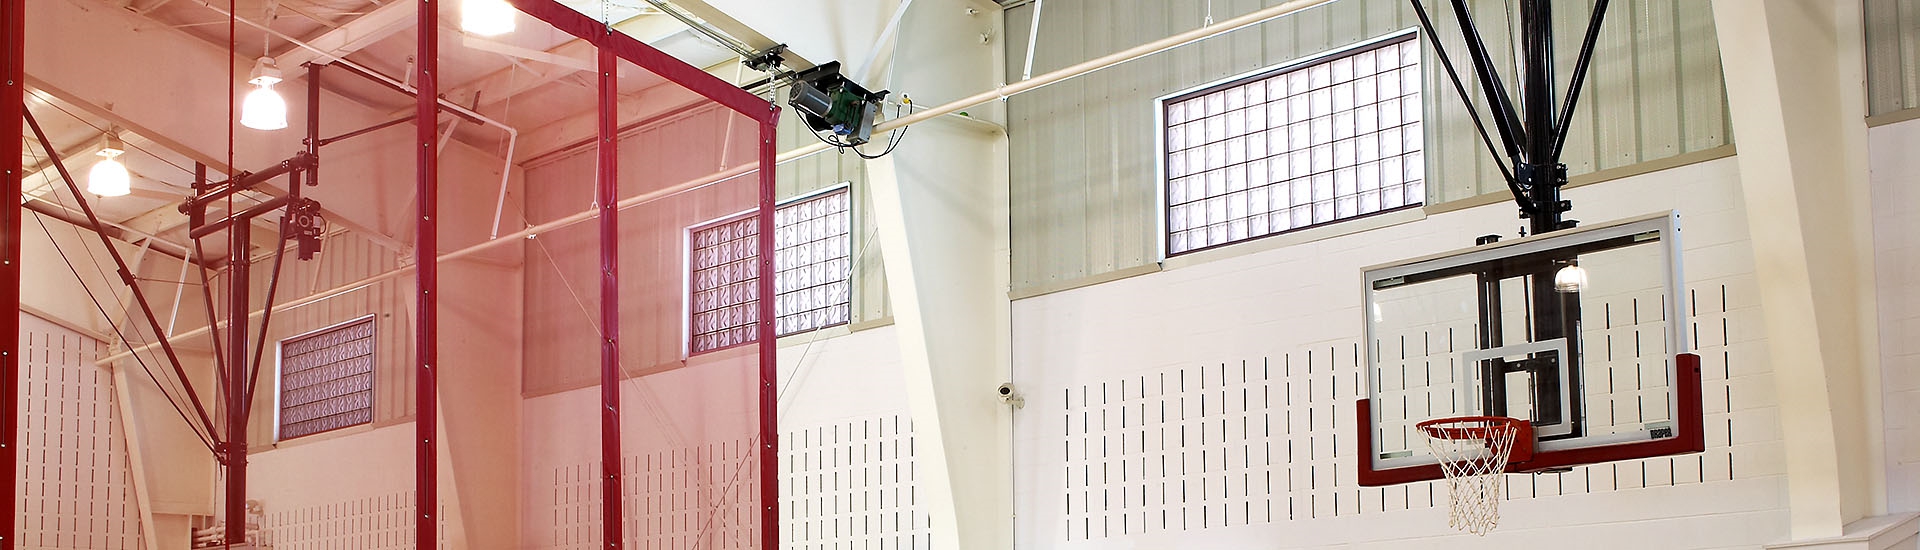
<box><xmin>1161</xmin><ymin>32</ymin><xmax>1425</xmax><ymax>257</ymax></box>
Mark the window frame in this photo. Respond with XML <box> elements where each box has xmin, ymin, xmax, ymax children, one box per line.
<box><xmin>683</xmin><ymin>182</ymin><xmax>856</xmax><ymax>356</ymax></box>
<box><xmin>272</xmin><ymin>313</ymin><xmax>378</xmax><ymax>443</ymax></box>
<box><xmin>1156</xmin><ymin>28</ymin><xmax>1424</xmax><ymax>259</ymax></box>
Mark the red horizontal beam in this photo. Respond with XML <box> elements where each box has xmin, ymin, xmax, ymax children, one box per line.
<box><xmin>506</xmin><ymin>0</ymin><xmax>776</xmax><ymax>123</ymax></box>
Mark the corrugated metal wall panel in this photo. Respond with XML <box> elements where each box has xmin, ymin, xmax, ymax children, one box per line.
<box><xmin>1866</xmin><ymin>0</ymin><xmax>1920</xmax><ymax>116</ymax></box>
<box><xmin>1675</xmin><ymin>2</ymin><xmax>1727</xmax><ymax>152</ymax></box>
<box><xmin>522</xmin><ymin>105</ymin><xmax>890</xmax><ymax>397</ymax></box>
<box><xmin>1005</xmin><ymin>0</ymin><xmax>1730</xmax><ymax>294</ymax></box>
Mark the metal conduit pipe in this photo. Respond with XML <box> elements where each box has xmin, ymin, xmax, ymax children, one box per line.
<box><xmin>100</xmin><ymin>0</ymin><xmax>1336</xmax><ymax>365</ymax></box>
<box><xmin>1020</xmin><ymin>0</ymin><xmax>1043</xmax><ymax>81</ymax></box>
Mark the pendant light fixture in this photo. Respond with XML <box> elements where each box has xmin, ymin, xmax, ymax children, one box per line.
<box><xmin>241</xmin><ymin>56</ymin><xmax>288</xmax><ymax>131</ymax></box>
<box><xmin>462</xmin><ymin>0</ymin><xmax>517</xmax><ymax>36</ymax></box>
<box><xmin>87</xmin><ymin>133</ymin><xmax>131</xmax><ymax>197</ymax></box>
<box><xmin>1553</xmin><ymin>259</ymin><xmax>1589</xmax><ymax>293</ymax></box>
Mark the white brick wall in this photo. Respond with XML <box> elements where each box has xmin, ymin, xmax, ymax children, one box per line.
<box><xmin>1012</xmin><ymin>157</ymin><xmax>1796</xmax><ymax>548</ymax></box>
<box><xmin>519</xmin><ymin>325</ymin><xmax>920</xmax><ymax>549</ymax></box>
<box><xmin>1870</xmin><ymin>118</ymin><xmax>1920</xmax><ymax>514</ymax></box>
<box><xmin>17</xmin><ymin>313</ymin><xmax>143</xmax><ymax>549</ymax></box>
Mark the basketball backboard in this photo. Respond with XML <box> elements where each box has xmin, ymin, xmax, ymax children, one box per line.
<box><xmin>1356</xmin><ymin>212</ymin><xmax>1704</xmax><ymax>486</ymax></box>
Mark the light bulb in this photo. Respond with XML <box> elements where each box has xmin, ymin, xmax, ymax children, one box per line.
<box><xmin>1554</xmin><ymin>262</ymin><xmax>1589</xmax><ymax>293</ymax></box>
<box><xmin>88</xmin><ymin>155</ymin><xmax>131</xmax><ymax>197</ymax></box>
<box><xmin>462</xmin><ymin>0</ymin><xmax>517</xmax><ymax>36</ymax></box>
<box><xmin>241</xmin><ymin>84</ymin><xmax>288</xmax><ymax>130</ymax></box>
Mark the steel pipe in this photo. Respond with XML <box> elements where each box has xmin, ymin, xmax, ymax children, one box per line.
<box><xmin>187</xmin><ymin>196</ymin><xmax>292</xmax><ymax>240</ymax></box>
<box><xmin>328</xmin><ymin>62</ymin><xmax>488</xmax><ymax>127</ymax></box>
<box><xmin>320</xmin><ymin>115</ymin><xmax>415</xmax><ymax>147</ymax></box>
<box><xmin>179</xmin><ymin>152</ymin><xmax>315</xmax><ymax>214</ymax></box>
<box><xmin>222</xmin><ymin>217</ymin><xmax>251</xmax><ymax>547</ymax></box>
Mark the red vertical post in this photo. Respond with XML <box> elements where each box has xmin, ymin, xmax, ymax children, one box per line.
<box><xmin>757</xmin><ymin>109</ymin><xmax>780</xmax><ymax>550</ymax></box>
<box><xmin>223</xmin><ymin>221</ymin><xmax>251</xmax><ymax>547</ymax></box>
<box><xmin>596</xmin><ymin>42</ymin><xmax>625</xmax><ymax>549</ymax></box>
<box><xmin>1</xmin><ymin>0</ymin><xmax>23</xmax><ymax>547</ymax></box>
<box><xmin>414</xmin><ymin>0</ymin><xmax>440</xmax><ymax>547</ymax></box>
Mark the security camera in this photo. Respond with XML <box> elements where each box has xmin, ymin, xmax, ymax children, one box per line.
<box><xmin>996</xmin><ymin>382</ymin><xmax>1024</xmax><ymax>409</ymax></box>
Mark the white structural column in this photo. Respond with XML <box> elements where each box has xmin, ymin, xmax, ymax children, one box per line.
<box><xmin>1711</xmin><ymin>0</ymin><xmax>1887</xmax><ymax>541</ymax></box>
<box><xmin>863</xmin><ymin>1</ymin><xmax>1013</xmax><ymax>548</ymax></box>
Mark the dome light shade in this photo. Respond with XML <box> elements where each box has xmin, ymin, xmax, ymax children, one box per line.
<box><xmin>241</xmin><ymin>84</ymin><xmax>288</xmax><ymax>130</ymax></box>
<box><xmin>462</xmin><ymin>0</ymin><xmax>517</xmax><ymax>36</ymax></box>
<box><xmin>88</xmin><ymin>156</ymin><xmax>131</xmax><ymax>197</ymax></box>
<box><xmin>1554</xmin><ymin>261</ymin><xmax>1589</xmax><ymax>293</ymax></box>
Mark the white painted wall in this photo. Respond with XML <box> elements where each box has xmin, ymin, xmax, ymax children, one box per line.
<box><xmin>1009</xmin><ymin>157</ymin><xmax>1795</xmax><ymax>548</ymax></box>
<box><xmin>15</xmin><ymin>313</ymin><xmax>144</xmax><ymax>549</ymax></box>
<box><xmin>1869</xmin><ymin>117</ymin><xmax>1920</xmax><ymax>515</ymax></box>
<box><xmin>517</xmin><ymin>324</ymin><xmax>921</xmax><ymax>549</ymax></box>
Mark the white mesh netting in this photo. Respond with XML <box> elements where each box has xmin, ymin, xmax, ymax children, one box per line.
<box><xmin>1419</xmin><ymin>417</ymin><xmax>1524</xmax><ymax>536</ymax></box>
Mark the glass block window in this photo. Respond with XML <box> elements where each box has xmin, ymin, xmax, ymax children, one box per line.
<box><xmin>689</xmin><ymin>188</ymin><xmax>853</xmax><ymax>354</ymax></box>
<box><xmin>277</xmin><ymin>317</ymin><xmax>375</xmax><ymax>440</ymax></box>
<box><xmin>1163</xmin><ymin>35</ymin><xmax>1423</xmax><ymax>256</ymax></box>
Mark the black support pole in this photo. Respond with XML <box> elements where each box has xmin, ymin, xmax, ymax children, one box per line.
<box><xmin>1521</xmin><ymin>0</ymin><xmax>1562</xmax><ymax>236</ymax></box>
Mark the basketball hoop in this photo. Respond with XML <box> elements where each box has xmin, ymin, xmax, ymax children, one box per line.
<box><xmin>1418</xmin><ymin>416</ymin><xmax>1532</xmax><ymax>535</ymax></box>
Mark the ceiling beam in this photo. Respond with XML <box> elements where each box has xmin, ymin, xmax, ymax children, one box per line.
<box><xmin>656</xmin><ymin>0</ymin><xmax>813</xmax><ymax>68</ymax></box>
<box><xmin>34</xmin><ymin>0</ymin><xmax>436</xmax><ymax>255</ymax></box>
<box><xmin>460</xmin><ymin>35</ymin><xmax>594</xmax><ymax>72</ymax></box>
<box><xmin>440</xmin><ymin>14</ymin><xmax>688</xmax><ymax>115</ymax></box>
<box><xmin>24</xmin><ymin>78</ymin><xmax>234</xmax><ymax>175</ymax></box>
<box><xmin>272</xmin><ymin>0</ymin><xmax>414</xmax><ymax>70</ymax></box>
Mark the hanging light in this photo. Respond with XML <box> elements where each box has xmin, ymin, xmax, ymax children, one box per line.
<box><xmin>1554</xmin><ymin>259</ymin><xmax>1589</xmax><ymax>293</ymax></box>
<box><xmin>462</xmin><ymin>0</ymin><xmax>517</xmax><ymax>36</ymax></box>
<box><xmin>241</xmin><ymin>57</ymin><xmax>288</xmax><ymax>131</ymax></box>
<box><xmin>87</xmin><ymin>133</ymin><xmax>131</xmax><ymax>197</ymax></box>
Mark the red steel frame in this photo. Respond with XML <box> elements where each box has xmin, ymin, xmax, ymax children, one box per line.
<box><xmin>1</xmin><ymin>0</ymin><xmax>774</xmax><ymax>545</ymax></box>
<box><xmin>2</xmin><ymin>0</ymin><xmax>22</xmax><ymax>546</ymax></box>
<box><xmin>391</xmin><ymin>2</ymin><xmax>780</xmax><ymax>547</ymax></box>
<box><xmin>415</xmin><ymin>0</ymin><xmax>440</xmax><ymax>547</ymax></box>
<box><xmin>1355</xmin><ymin>352</ymin><xmax>1705</xmax><ymax>486</ymax></box>
<box><xmin>597</xmin><ymin>42</ymin><xmax>624</xmax><ymax>547</ymax></box>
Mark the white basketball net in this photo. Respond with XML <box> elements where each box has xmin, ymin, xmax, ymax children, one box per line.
<box><xmin>1420</xmin><ymin>417</ymin><xmax>1523</xmax><ymax>536</ymax></box>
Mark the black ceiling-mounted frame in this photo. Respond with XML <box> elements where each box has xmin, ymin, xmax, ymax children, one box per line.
<box><xmin>1406</xmin><ymin>0</ymin><xmax>1616</xmax><ymax>472</ymax></box>
<box><xmin>1410</xmin><ymin>0</ymin><xmax>1610</xmax><ymax>237</ymax></box>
